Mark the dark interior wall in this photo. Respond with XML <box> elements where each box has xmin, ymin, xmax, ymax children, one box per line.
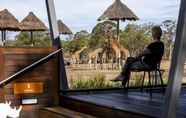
<box><xmin>0</xmin><ymin>47</ymin><xmax>59</xmax><ymax>118</ymax></box>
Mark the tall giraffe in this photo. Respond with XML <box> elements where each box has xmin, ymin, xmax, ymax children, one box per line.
<box><xmin>110</xmin><ymin>39</ymin><xmax>130</xmax><ymax>69</ymax></box>
<box><xmin>71</xmin><ymin>46</ymin><xmax>87</xmax><ymax>64</ymax></box>
<box><xmin>88</xmin><ymin>48</ymin><xmax>103</xmax><ymax>69</ymax></box>
<box><xmin>111</xmin><ymin>39</ymin><xmax>130</xmax><ymax>60</ymax></box>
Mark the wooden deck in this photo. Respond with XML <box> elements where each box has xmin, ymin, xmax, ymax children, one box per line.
<box><xmin>39</xmin><ymin>107</ymin><xmax>96</xmax><ymax>118</ymax></box>
<box><xmin>60</xmin><ymin>87</ymin><xmax>186</xmax><ymax>118</ymax></box>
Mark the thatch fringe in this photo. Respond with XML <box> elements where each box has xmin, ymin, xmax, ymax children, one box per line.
<box><xmin>58</xmin><ymin>20</ymin><xmax>72</xmax><ymax>34</ymax></box>
<box><xmin>0</xmin><ymin>9</ymin><xmax>20</xmax><ymax>31</ymax></box>
<box><xmin>98</xmin><ymin>0</ymin><xmax>138</xmax><ymax>21</ymax></box>
<box><xmin>19</xmin><ymin>12</ymin><xmax>47</xmax><ymax>31</ymax></box>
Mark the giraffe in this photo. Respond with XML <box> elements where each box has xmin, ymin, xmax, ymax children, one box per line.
<box><xmin>111</xmin><ymin>39</ymin><xmax>130</xmax><ymax>60</ymax></box>
<box><xmin>87</xmin><ymin>39</ymin><xmax>130</xmax><ymax>70</ymax></box>
<box><xmin>110</xmin><ymin>39</ymin><xmax>130</xmax><ymax>69</ymax></box>
<box><xmin>88</xmin><ymin>48</ymin><xmax>104</xmax><ymax>69</ymax></box>
<box><xmin>71</xmin><ymin>46</ymin><xmax>87</xmax><ymax>64</ymax></box>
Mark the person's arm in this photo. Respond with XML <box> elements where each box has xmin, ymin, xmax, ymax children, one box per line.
<box><xmin>136</xmin><ymin>48</ymin><xmax>151</xmax><ymax>58</ymax></box>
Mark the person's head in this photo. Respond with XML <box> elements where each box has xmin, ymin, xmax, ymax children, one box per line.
<box><xmin>152</xmin><ymin>26</ymin><xmax>162</xmax><ymax>41</ymax></box>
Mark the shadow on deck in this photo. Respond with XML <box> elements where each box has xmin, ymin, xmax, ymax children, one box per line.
<box><xmin>60</xmin><ymin>87</ymin><xmax>186</xmax><ymax>118</ymax></box>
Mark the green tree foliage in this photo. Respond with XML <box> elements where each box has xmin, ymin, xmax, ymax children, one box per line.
<box><xmin>15</xmin><ymin>32</ymin><xmax>31</xmax><ymax>46</ymax></box>
<box><xmin>61</xmin><ymin>40</ymin><xmax>70</xmax><ymax>51</ymax></box>
<box><xmin>89</xmin><ymin>20</ymin><xmax>117</xmax><ymax>49</ymax></box>
<box><xmin>15</xmin><ymin>32</ymin><xmax>51</xmax><ymax>47</ymax></box>
<box><xmin>33</xmin><ymin>32</ymin><xmax>51</xmax><ymax>47</ymax></box>
<box><xmin>74</xmin><ymin>30</ymin><xmax>89</xmax><ymax>40</ymax></box>
<box><xmin>66</xmin><ymin>39</ymin><xmax>88</xmax><ymax>53</ymax></box>
<box><xmin>161</xmin><ymin>20</ymin><xmax>176</xmax><ymax>59</ymax></box>
<box><xmin>62</xmin><ymin>30</ymin><xmax>89</xmax><ymax>54</ymax></box>
<box><xmin>10</xmin><ymin>20</ymin><xmax>176</xmax><ymax>61</ymax></box>
<box><xmin>120</xmin><ymin>24</ymin><xmax>151</xmax><ymax>56</ymax></box>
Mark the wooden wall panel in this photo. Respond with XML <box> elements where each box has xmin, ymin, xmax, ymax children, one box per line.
<box><xmin>0</xmin><ymin>47</ymin><xmax>59</xmax><ymax>118</ymax></box>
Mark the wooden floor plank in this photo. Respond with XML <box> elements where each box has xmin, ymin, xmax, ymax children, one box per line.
<box><xmin>89</xmin><ymin>94</ymin><xmax>163</xmax><ymax>109</ymax></box>
<box><xmin>91</xmin><ymin>92</ymin><xmax>186</xmax><ymax>116</ymax></box>
<box><xmin>64</xmin><ymin>88</ymin><xmax>186</xmax><ymax>118</ymax></box>
<box><xmin>40</xmin><ymin>107</ymin><xmax>96</xmax><ymax>118</ymax></box>
<box><xmin>70</xmin><ymin>94</ymin><xmax>161</xmax><ymax>117</ymax></box>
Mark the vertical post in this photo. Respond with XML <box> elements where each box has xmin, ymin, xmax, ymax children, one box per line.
<box><xmin>116</xmin><ymin>20</ymin><xmax>121</xmax><ymax>69</ymax></box>
<box><xmin>30</xmin><ymin>31</ymin><xmax>34</xmax><ymax>46</ymax></box>
<box><xmin>3</xmin><ymin>30</ymin><xmax>6</xmax><ymax>46</ymax></box>
<box><xmin>162</xmin><ymin>0</ymin><xmax>186</xmax><ymax>118</ymax></box>
<box><xmin>45</xmin><ymin>0</ymin><xmax>69</xmax><ymax>90</ymax></box>
<box><xmin>1</xmin><ymin>31</ymin><xmax>3</xmax><ymax>46</ymax></box>
<box><xmin>116</xmin><ymin>20</ymin><xmax>120</xmax><ymax>41</ymax></box>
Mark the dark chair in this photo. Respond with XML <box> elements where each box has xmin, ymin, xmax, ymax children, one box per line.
<box><xmin>125</xmin><ymin>61</ymin><xmax>165</xmax><ymax>97</ymax></box>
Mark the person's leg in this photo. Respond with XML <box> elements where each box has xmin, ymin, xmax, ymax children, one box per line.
<box><xmin>121</xmin><ymin>57</ymin><xmax>136</xmax><ymax>76</ymax></box>
<box><xmin>121</xmin><ymin>58</ymin><xmax>148</xmax><ymax>87</ymax></box>
<box><xmin>122</xmin><ymin>61</ymin><xmax>150</xmax><ymax>87</ymax></box>
<box><xmin>113</xmin><ymin>57</ymin><xmax>137</xmax><ymax>83</ymax></box>
<box><xmin>120</xmin><ymin>58</ymin><xmax>136</xmax><ymax>85</ymax></box>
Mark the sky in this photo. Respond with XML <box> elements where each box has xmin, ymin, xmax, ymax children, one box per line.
<box><xmin>0</xmin><ymin>0</ymin><xmax>181</xmax><ymax>34</ymax></box>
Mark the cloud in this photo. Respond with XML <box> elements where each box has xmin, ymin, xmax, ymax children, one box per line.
<box><xmin>0</xmin><ymin>0</ymin><xmax>181</xmax><ymax>33</ymax></box>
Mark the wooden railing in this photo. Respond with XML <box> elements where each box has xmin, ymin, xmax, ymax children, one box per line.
<box><xmin>0</xmin><ymin>48</ymin><xmax>63</xmax><ymax>87</ymax></box>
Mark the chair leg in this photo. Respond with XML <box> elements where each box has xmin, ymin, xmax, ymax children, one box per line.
<box><xmin>158</xmin><ymin>70</ymin><xmax>165</xmax><ymax>93</ymax></box>
<box><xmin>122</xmin><ymin>79</ymin><xmax>129</xmax><ymax>93</ymax></box>
<box><xmin>122</xmin><ymin>80</ymin><xmax>125</xmax><ymax>88</ymax></box>
<box><xmin>127</xmin><ymin>79</ymin><xmax>130</xmax><ymax>88</ymax></box>
<box><xmin>155</xmin><ymin>71</ymin><xmax>158</xmax><ymax>87</ymax></box>
<box><xmin>122</xmin><ymin>79</ymin><xmax>129</xmax><ymax>88</ymax></box>
<box><xmin>141</xmin><ymin>72</ymin><xmax>146</xmax><ymax>92</ymax></box>
<box><xmin>151</xmin><ymin>71</ymin><xmax>155</xmax><ymax>88</ymax></box>
<box><xmin>148</xmin><ymin>71</ymin><xmax>152</xmax><ymax>98</ymax></box>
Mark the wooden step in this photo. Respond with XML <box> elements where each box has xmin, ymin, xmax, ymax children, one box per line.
<box><xmin>39</xmin><ymin>107</ymin><xmax>96</xmax><ymax>118</ymax></box>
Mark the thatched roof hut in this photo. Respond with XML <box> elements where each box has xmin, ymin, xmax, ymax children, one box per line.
<box><xmin>0</xmin><ymin>9</ymin><xmax>20</xmax><ymax>46</ymax></box>
<box><xmin>57</xmin><ymin>20</ymin><xmax>72</xmax><ymax>34</ymax></box>
<box><xmin>19</xmin><ymin>12</ymin><xmax>47</xmax><ymax>46</ymax></box>
<box><xmin>98</xmin><ymin>0</ymin><xmax>138</xmax><ymax>21</ymax></box>
<box><xmin>98</xmin><ymin>0</ymin><xmax>138</xmax><ymax>41</ymax></box>
<box><xmin>19</xmin><ymin>12</ymin><xmax>47</xmax><ymax>31</ymax></box>
<box><xmin>0</xmin><ymin>9</ymin><xmax>20</xmax><ymax>31</ymax></box>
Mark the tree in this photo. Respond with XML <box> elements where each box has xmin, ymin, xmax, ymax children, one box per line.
<box><xmin>120</xmin><ymin>24</ymin><xmax>151</xmax><ymax>56</ymax></box>
<box><xmin>74</xmin><ymin>30</ymin><xmax>89</xmax><ymax>40</ymax></box>
<box><xmin>15</xmin><ymin>32</ymin><xmax>32</xmax><ymax>46</ymax></box>
<box><xmin>89</xmin><ymin>20</ymin><xmax>117</xmax><ymax>49</ymax></box>
<box><xmin>63</xmin><ymin>38</ymin><xmax>88</xmax><ymax>54</ymax></box>
<box><xmin>161</xmin><ymin>20</ymin><xmax>176</xmax><ymax>60</ymax></box>
<box><xmin>32</xmin><ymin>32</ymin><xmax>51</xmax><ymax>47</ymax></box>
<box><xmin>15</xmin><ymin>32</ymin><xmax>51</xmax><ymax>47</ymax></box>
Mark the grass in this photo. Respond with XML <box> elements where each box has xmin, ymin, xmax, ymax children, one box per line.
<box><xmin>70</xmin><ymin>73</ymin><xmax>122</xmax><ymax>89</ymax></box>
<box><xmin>68</xmin><ymin>61</ymin><xmax>171</xmax><ymax>89</ymax></box>
<box><xmin>69</xmin><ymin>71</ymin><xmax>169</xmax><ymax>89</ymax></box>
<box><xmin>68</xmin><ymin>60</ymin><xmax>186</xmax><ymax>89</ymax></box>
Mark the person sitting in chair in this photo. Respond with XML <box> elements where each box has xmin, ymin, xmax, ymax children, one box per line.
<box><xmin>113</xmin><ymin>26</ymin><xmax>164</xmax><ymax>87</ymax></box>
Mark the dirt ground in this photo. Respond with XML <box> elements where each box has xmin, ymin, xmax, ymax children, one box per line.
<box><xmin>66</xmin><ymin>60</ymin><xmax>171</xmax><ymax>81</ymax></box>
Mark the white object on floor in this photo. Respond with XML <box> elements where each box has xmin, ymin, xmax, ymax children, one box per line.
<box><xmin>0</xmin><ymin>101</ymin><xmax>22</xmax><ymax>118</ymax></box>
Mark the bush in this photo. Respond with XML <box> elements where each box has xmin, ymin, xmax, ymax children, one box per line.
<box><xmin>70</xmin><ymin>73</ymin><xmax>122</xmax><ymax>89</ymax></box>
<box><xmin>70</xmin><ymin>72</ymin><xmax>168</xmax><ymax>89</ymax></box>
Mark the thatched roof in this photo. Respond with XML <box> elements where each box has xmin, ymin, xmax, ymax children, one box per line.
<box><xmin>0</xmin><ymin>9</ymin><xmax>20</xmax><ymax>31</ymax></box>
<box><xmin>98</xmin><ymin>0</ymin><xmax>138</xmax><ymax>21</ymax></box>
<box><xmin>19</xmin><ymin>12</ymin><xmax>47</xmax><ymax>31</ymax></box>
<box><xmin>58</xmin><ymin>20</ymin><xmax>72</xmax><ymax>34</ymax></box>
